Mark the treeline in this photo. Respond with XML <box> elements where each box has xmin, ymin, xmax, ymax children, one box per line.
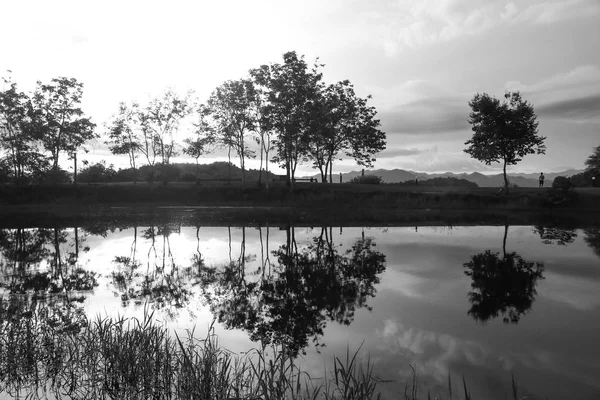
<box><xmin>1</xmin><ymin>51</ymin><xmax>386</xmax><ymax>188</ymax></box>
<box><xmin>76</xmin><ymin>161</ymin><xmax>277</xmax><ymax>183</ymax></box>
<box><xmin>397</xmin><ymin>177</ymin><xmax>478</xmax><ymax>187</ymax></box>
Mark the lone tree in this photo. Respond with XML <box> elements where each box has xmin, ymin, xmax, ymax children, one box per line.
<box><xmin>584</xmin><ymin>144</ymin><xmax>600</xmax><ymax>174</ymax></box>
<box><xmin>464</xmin><ymin>91</ymin><xmax>545</xmax><ymax>193</ymax></box>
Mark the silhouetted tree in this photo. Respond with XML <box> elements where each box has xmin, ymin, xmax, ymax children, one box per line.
<box><xmin>464</xmin><ymin>92</ymin><xmax>545</xmax><ymax>194</ymax></box>
<box><xmin>0</xmin><ymin>76</ymin><xmax>48</xmax><ymax>183</ymax></box>
<box><xmin>584</xmin><ymin>144</ymin><xmax>600</xmax><ymax>174</ymax></box>
<box><xmin>464</xmin><ymin>224</ymin><xmax>544</xmax><ymax>324</ymax></box>
<box><xmin>206</xmin><ymin>80</ymin><xmax>256</xmax><ymax>186</ymax></box>
<box><xmin>307</xmin><ymin>80</ymin><xmax>386</xmax><ymax>183</ymax></box>
<box><xmin>30</xmin><ymin>77</ymin><xmax>97</xmax><ymax>180</ymax></box>
<box><xmin>183</xmin><ymin>105</ymin><xmax>214</xmax><ymax>181</ymax></box>
<box><xmin>257</xmin><ymin>52</ymin><xmax>323</xmax><ymax>189</ymax></box>
<box><xmin>105</xmin><ymin>102</ymin><xmax>141</xmax><ymax>171</ymax></box>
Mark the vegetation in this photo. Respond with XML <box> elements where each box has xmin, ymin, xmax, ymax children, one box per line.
<box><xmin>464</xmin><ymin>92</ymin><xmax>545</xmax><ymax>194</ymax></box>
<box><xmin>552</xmin><ymin>176</ymin><xmax>572</xmax><ymax>190</ymax></box>
<box><xmin>350</xmin><ymin>175</ymin><xmax>383</xmax><ymax>184</ymax></box>
<box><xmin>0</xmin><ymin>300</ymin><xmax>538</xmax><ymax>400</ymax></box>
<box><xmin>584</xmin><ymin>143</ymin><xmax>600</xmax><ymax>173</ymax></box>
<box><xmin>0</xmin><ymin>75</ymin><xmax>97</xmax><ymax>185</ymax></box>
<box><xmin>396</xmin><ymin>177</ymin><xmax>478</xmax><ymax>188</ymax></box>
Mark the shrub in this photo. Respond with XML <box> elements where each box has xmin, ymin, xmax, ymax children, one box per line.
<box><xmin>78</xmin><ymin>162</ymin><xmax>116</xmax><ymax>183</ymax></box>
<box><xmin>552</xmin><ymin>176</ymin><xmax>572</xmax><ymax>190</ymax></box>
<box><xmin>349</xmin><ymin>175</ymin><xmax>383</xmax><ymax>184</ymax></box>
<box><xmin>38</xmin><ymin>168</ymin><xmax>72</xmax><ymax>184</ymax></box>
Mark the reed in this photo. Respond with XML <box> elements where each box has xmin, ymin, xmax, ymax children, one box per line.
<box><xmin>0</xmin><ymin>300</ymin><xmax>536</xmax><ymax>400</ymax></box>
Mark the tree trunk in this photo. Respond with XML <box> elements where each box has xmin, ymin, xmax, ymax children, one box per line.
<box><xmin>265</xmin><ymin>149</ymin><xmax>269</xmax><ymax>190</ymax></box>
<box><xmin>258</xmin><ymin>137</ymin><xmax>264</xmax><ymax>185</ymax></box>
<box><xmin>228</xmin><ymin>147</ymin><xmax>232</xmax><ymax>183</ymax></box>
<box><xmin>73</xmin><ymin>152</ymin><xmax>78</xmax><ymax>185</ymax></box>
<box><xmin>503</xmin><ymin>159</ymin><xmax>509</xmax><ymax>195</ymax></box>
<box><xmin>502</xmin><ymin>223</ymin><xmax>508</xmax><ymax>258</ymax></box>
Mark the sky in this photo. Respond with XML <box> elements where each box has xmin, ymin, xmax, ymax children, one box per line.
<box><xmin>1</xmin><ymin>0</ymin><xmax>599</xmax><ymax>175</ymax></box>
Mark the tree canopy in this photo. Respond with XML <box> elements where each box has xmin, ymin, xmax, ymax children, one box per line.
<box><xmin>584</xmin><ymin>144</ymin><xmax>600</xmax><ymax>173</ymax></box>
<box><xmin>464</xmin><ymin>92</ymin><xmax>545</xmax><ymax>193</ymax></box>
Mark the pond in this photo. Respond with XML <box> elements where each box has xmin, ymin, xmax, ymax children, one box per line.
<box><xmin>1</xmin><ymin>221</ymin><xmax>599</xmax><ymax>399</ymax></box>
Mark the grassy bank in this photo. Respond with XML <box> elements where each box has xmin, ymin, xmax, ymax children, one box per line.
<box><xmin>1</xmin><ymin>182</ymin><xmax>599</xmax><ymax>210</ymax></box>
<box><xmin>0</xmin><ymin>301</ymin><xmax>534</xmax><ymax>400</ymax></box>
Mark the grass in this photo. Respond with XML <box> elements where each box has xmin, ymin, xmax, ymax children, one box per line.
<box><xmin>0</xmin><ymin>300</ymin><xmax>540</xmax><ymax>400</ymax></box>
<box><xmin>1</xmin><ymin>182</ymin><xmax>599</xmax><ymax>212</ymax></box>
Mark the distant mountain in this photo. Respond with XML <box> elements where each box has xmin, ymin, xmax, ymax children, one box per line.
<box><xmin>301</xmin><ymin>168</ymin><xmax>585</xmax><ymax>187</ymax></box>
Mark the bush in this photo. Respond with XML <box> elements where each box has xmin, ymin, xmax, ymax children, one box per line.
<box><xmin>350</xmin><ymin>175</ymin><xmax>383</xmax><ymax>184</ymax></box>
<box><xmin>38</xmin><ymin>168</ymin><xmax>72</xmax><ymax>184</ymax></box>
<box><xmin>113</xmin><ymin>168</ymin><xmax>140</xmax><ymax>182</ymax></box>
<box><xmin>552</xmin><ymin>176</ymin><xmax>572</xmax><ymax>190</ymax></box>
<box><xmin>78</xmin><ymin>162</ymin><xmax>116</xmax><ymax>183</ymax></box>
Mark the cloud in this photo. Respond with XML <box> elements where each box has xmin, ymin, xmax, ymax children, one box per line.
<box><xmin>379</xmin><ymin>96</ymin><xmax>470</xmax><ymax>135</ymax></box>
<box><xmin>537</xmin><ymin>94</ymin><xmax>600</xmax><ymax>121</ymax></box>
<box><xmin>372</xmin><ymin>0</ymin><xmax>600</xmax><ymax>55</ymax></box>
<box><xmin>378</xmin><ymin>148</ymin><xmax>424</xmax><ymax>158</ymax></box>
<box><xmin>514</xmin><ymin>0</ymin><xmax>600</xmax><ymax>24</ymax></box>
<box><xmin>506</xmin><ymin>65</ymin><xmax>600</xmax><ymax>94</ymax></box>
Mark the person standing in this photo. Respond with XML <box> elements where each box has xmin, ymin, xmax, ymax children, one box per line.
<box><xmin>539</xmin><ymin>172</ymin><xmax>545</xmax><ymax>188</ymax></box>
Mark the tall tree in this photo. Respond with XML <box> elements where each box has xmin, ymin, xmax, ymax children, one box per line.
<box><xmin>584</xmin><ymin>144</ymin><xmax>600</xmax><ymax>173</ymax></box>
<box><xmin>249</xmin><ymin>65</ymin><xmax>275</xmax><ymax>188</ymax></box>
<box><xmin>206</xmin><ymin>79</ymin><xmax>256</xmax><ymax>186</ymax></box>
<box><xmin>106</xmin><ymin>90</ymin><xmax>193</xmax><ymax>183</ymax></box>
<box><xmin>464</xmin><ymin>92</ymin><xmax>545</xmax><ymax>193</ymax></box>
<box><xmin>105</xmin><ymin>102</ymin><xmax>141</xmax><ymax>170</ymax></box>
<box><xmin>262</xmin><ymin>51</ymin><xmax>323</xmax><ymax>189</ymax></box>
<box><xmin>144</xmin><ymin>89</ymin><xmax>193</xmax><ymax>168</ymax></box>
<box><xmin>183</xmin><ymin>105</ymin><xmax>214</xmax><ymax>181</ymax></box>
<box><xmin>0</xmin><ymin>76</ymin><xmax>47</xmax><ymax>183</ymax></box>
<box><xmin>307</xmin><ymin>80</ymin><xmax>386</xmax><ymax>182</ymax></box>
<box><xmin>30</xmin><ymin>77</ymin><xmax>97</xmax><ymax>177</ymax></box>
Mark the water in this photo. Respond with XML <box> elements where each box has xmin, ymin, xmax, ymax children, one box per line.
<box><xmin>1</xmin><ymin>222</ymin><xmax>599</xmax><ymax>399</ymax></box>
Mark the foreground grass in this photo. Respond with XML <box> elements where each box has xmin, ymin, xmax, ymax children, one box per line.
<box><xmin>0</xmin><ymin>300</ymin><xmax>539</xmax><ymax>400</ymax></box>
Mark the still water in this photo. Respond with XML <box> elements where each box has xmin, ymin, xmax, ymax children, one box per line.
<box><xmin>1</xmin><ymin>223</ymin><xmax>599</xmax><ymax>399</ymax></box>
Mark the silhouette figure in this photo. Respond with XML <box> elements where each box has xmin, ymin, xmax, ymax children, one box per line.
<box><xmin>539</xmin><ymin>172</ymin><xmax>545</xmax><ymax>187</ymax></box>
<box><xmin>463</xmin><ymin>224</ymin><xmax>545</xmax><ymax>324</ymax></box>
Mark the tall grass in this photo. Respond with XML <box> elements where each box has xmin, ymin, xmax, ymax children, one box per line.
<box><xmin>0</xmin><ymin>300</ymin><xmax>534</xmax><ymax>400</ymax></box>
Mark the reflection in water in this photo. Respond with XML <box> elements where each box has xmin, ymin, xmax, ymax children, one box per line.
<box><xmin>0</xmin><ymin>227</ymin><xmax>97</xmax><ymax>334</ymax></box>
<box><xmin>200</xmin><ymin>226</ymin><xmax>386</xmax><ymax>356</ymax></box>
<box><xmin>584</xmin><ymin>228</ymin><xmax>600</xmax><ymax>258</ymax></box>
<box><xmin>533</xmin><ymin>225</ymin><xmax>577</xmax><ymax>245</ymax></box>
<box><xmin>109</xmin><ymin>225</ymin><xmax>203</xmax><ymax>319</ymax></box>
<box><xmin>464</xmin><ymin>224</ymin><xmax>545</xmax><ymax>324</ymax></box>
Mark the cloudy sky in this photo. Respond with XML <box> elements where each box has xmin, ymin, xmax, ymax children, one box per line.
<box><xmin>1</xmin><ymin>0</ymin><xmax>599</xmax><ymax>174</ymax></box>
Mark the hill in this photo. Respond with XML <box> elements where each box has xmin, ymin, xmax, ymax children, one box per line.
<box><xmin>301</xmin><ymin>168</ymin><xmax>584</xmax><ymax>187</ymax></box>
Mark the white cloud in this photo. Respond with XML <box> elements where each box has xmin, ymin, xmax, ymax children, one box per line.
<box><xmin>372</xmin><ymin>0</ymin><xmax>600</xmax><ymax>55</ymax></box>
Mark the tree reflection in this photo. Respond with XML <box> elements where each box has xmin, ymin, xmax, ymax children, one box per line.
<box><xmin>533</xmin><ymin>225</ymin><xmax>577</xmax><ymax>245</ymax></box>
<box><xmin>0</xmin><ymin>227</ymin><xmax>95</xmax><ymax>334</ymax></box>
<box><xmin>583</xmin><ymin>228</ymin><xmax>600</xmax><ymax>258</ymax></box>
<box><xmin>464</xmin><ymin>224</ymin><xmax>544</xmax><ymax>324</ymax></box>
<box><xmin>109</xmin><ymin>225</ymin><xmax>201</xmax><ymax>318</ymax></box>
<box><xmin>0</xmin><ymin>227</ymin><xmax>97</xmax><ymax>295</ymax></box>
<box><xmin>202</xmin><ymin>226</ymin><xmax>386</xmax><ymax>355</ymax></box>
